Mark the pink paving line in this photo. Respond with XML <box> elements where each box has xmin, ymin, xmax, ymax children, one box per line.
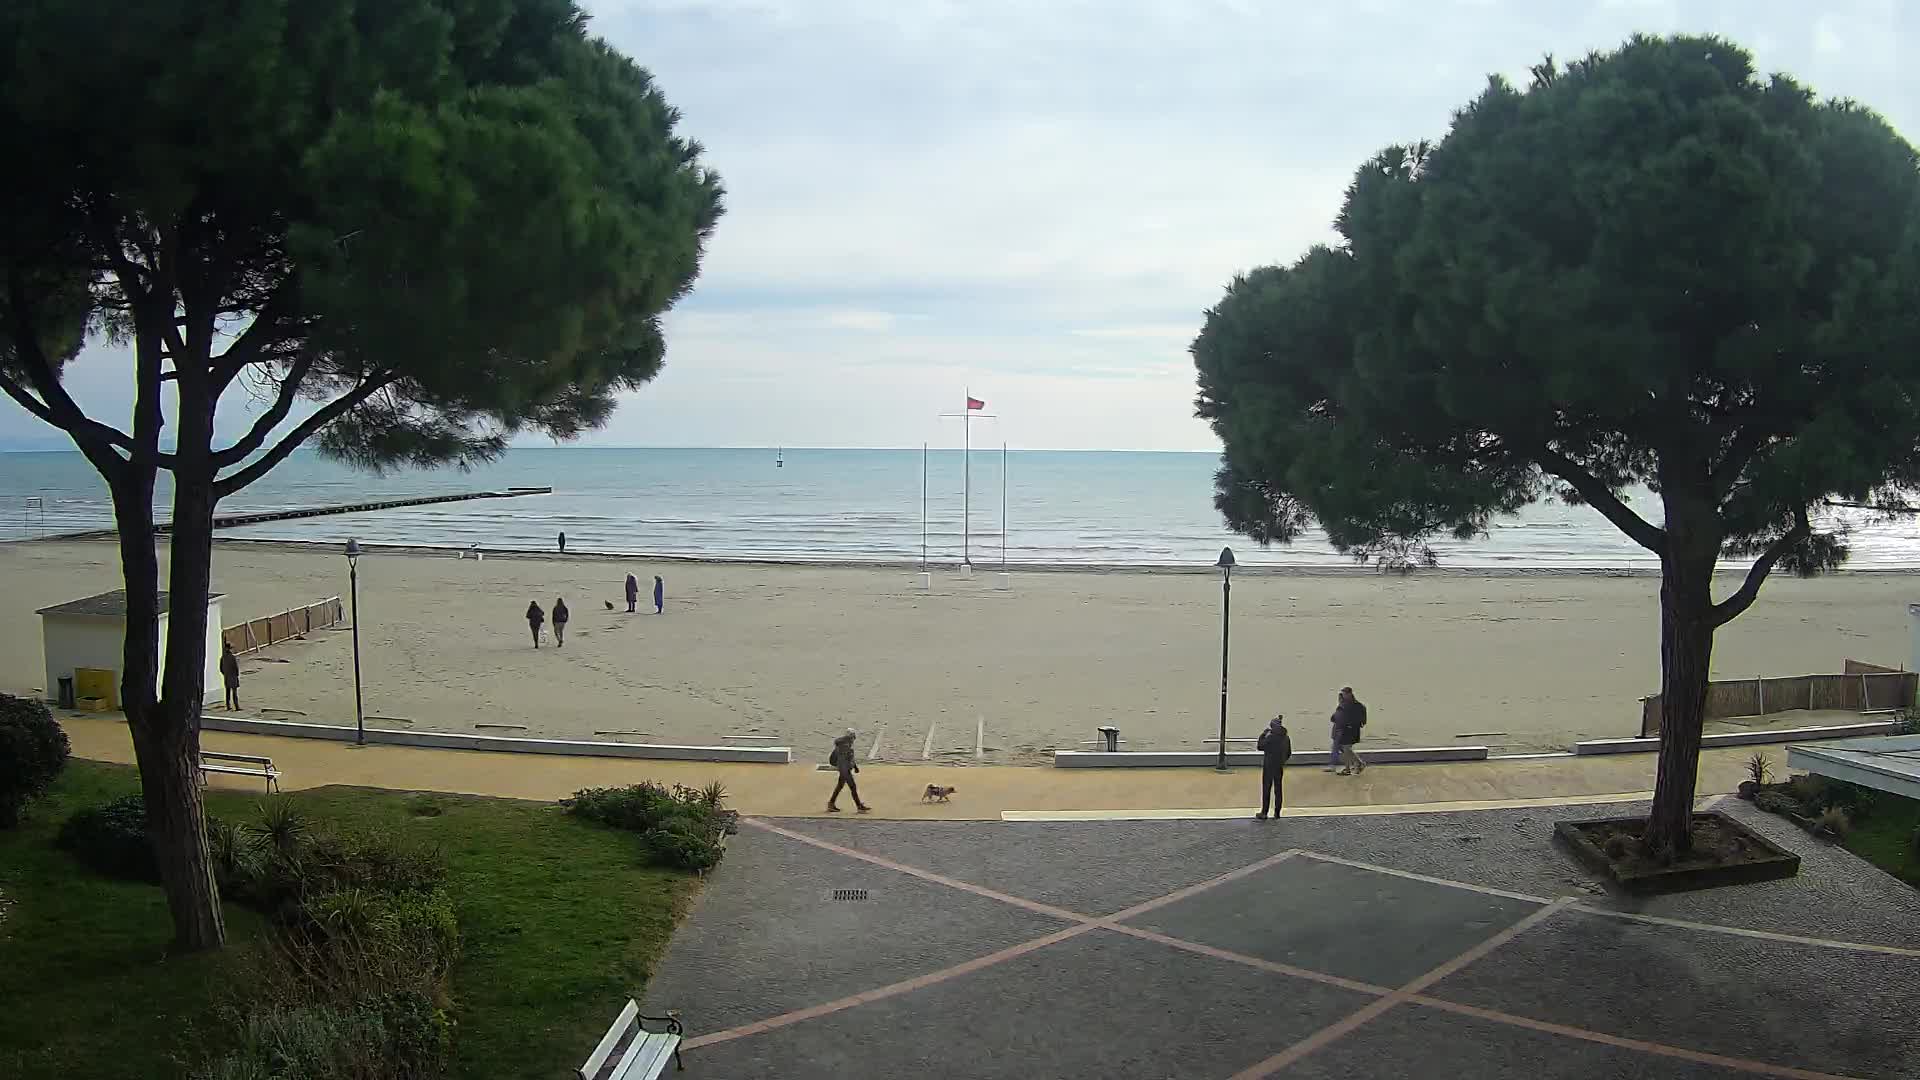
<box><xmin>1109</xmin><ymin>924</ymin><xmax>1392</xmax><ymax>997</ymax></box>
<box><xmin>1227</xmin><ymin>899</ymin><xmax>1575</xmax><ymax>1080</ymax></box>
<box><xmin>1102</xmin><ymin>850</ymin><xmax>1301</xmax><ymax>923</ymax></box>
<box><xmin>742</xmin><ymin>817</ymin><xmax>1090</xmax><ymax>923</ymax></box>
<box><xmin>1407</xmin><ymin>997</ymin><xmax>1863</xmax><ymax>1080</ymax></box>
<box><xmin>681</xmin><ymin>923</ymin><xmax>1098</xmax><ymax>1051</ymax></box>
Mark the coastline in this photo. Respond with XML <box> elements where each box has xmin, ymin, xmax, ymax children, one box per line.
<box><xmin>76</xmin><ymin>534</ymin><xmax>1920</xmax><ymax>578</ymax></box>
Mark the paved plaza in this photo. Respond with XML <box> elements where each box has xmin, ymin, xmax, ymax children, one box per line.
<box><xmin>643</xmin><ymin>799</ymin><xmax>1920</xmax><ymax>1079</ymax></box>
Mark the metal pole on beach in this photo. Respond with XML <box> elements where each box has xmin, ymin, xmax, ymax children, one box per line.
<box><xmin>1001</xmin><ymin>442</ymin><xmax>1008</xmax><ymax>571</ymax></box>
<box><xmin>921</xmin><ymin>442</ymin><xmax>928</xmax><ymax>568</ymax></box>
<box><xmin>1215</xmin><ymin>546</ymin><xmax>1235</xmax><ymax>772</ymax></box>
<box><xmin>963</xmin><ymin>392</ymin><xmax>971</xmax><ymax>566</ymax></box>
<box><xmin>344</xmin><ymin>538</ymin><xmax>365</xmax><ymax>746</ymax></box>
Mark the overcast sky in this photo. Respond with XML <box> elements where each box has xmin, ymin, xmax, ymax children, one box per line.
<box><xmin>5</xmin><ymin>0</ymin><xmax>1913</xmax><ymax>453</ymax></box>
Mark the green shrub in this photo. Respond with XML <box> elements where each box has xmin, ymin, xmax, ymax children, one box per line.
<box><xmin>194</xmin><ymin>991</ymin><xmax>451</xmax><ymax>1080</ymax></box>
<box><xmin>1753</xmin><ymin>791</ymin><xmax>1803</xmax><ymax>818</ymax></box>
<box><xmin>57</xmin><ymin>794</ymin><xmax>158</xmax><ymax>880</ymax></box>
<box><xmin>643</xmin><ymin>818</ymin><xmax>724</xmax><ymax>871</ymax></box>
<box><xmin>0</xmin><ymin>693</ymin><xmax>69</xmax><ymax>827</ymax></box>
<box><xmin>564</xmin><ymin>781</ymin><xmax>727</xmax><ymax>870</ymax></box>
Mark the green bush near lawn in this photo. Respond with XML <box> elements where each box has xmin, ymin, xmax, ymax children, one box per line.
<box><xmin>0</xmin><ymin>761</ymin><xmax>699</xmax><ymax>1080</ymax></box>
<box><xmin>1839</xmin><ymin>787</ymin><xmax>1920</xmax><ymax>889</ymax></box>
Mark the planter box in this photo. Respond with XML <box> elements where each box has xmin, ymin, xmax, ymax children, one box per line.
<box><xmin>1555</xmin><ymin>812</ymin><xmax>1800</xmax><ymax>894</ymax></box>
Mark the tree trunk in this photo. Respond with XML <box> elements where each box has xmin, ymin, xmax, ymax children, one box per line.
<box><xmin>1644</xmin><ymin>544</ymin><xmax>1718</xmax><ymax>858</ymax></box>
<box><xmin>112</xmin><ymin>468</ymin><xmax>227</xmax><ymax>951</ymax></box>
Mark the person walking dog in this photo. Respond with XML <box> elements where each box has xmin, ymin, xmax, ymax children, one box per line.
<box><xmin>826</xmin><ymin>729</ymin><xmax>870</xmax><ymax>813</ymax></box>
<box><xmin>1255</xmin><ymin>714</ymin><xmax>1291</xmax><ymax>820</ymax></box>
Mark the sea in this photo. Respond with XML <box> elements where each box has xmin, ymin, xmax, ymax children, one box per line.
<box><xmin>1</xmin><ymin>446</ymin><xmax>1917</xmax><ymax>570</ymax></box>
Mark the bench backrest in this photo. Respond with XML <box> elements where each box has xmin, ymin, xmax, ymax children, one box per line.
<box><xmin>201</xmin><ymin>751</ymin><xmax>274</xmax><ymax>767</ymax></box>
<box><xmin>580</xmin><ymin>999</ymin><xmax>640</xmax><ymax>1080</ymax></box>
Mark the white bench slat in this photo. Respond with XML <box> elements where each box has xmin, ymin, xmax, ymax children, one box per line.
<box><xmin>580</xmin><ymin>999</ymin><xmax>641</xmax><ymax>1080</ymax></box>
<box><xmin>613</xmin><ymin>1032</ymin><xmax>680</xmax><ymax>1080</ymax></box>
<box><xmin>201</xmin><ymin>764</ymin><xmax>273</xmax><ymax>777</ymax></box>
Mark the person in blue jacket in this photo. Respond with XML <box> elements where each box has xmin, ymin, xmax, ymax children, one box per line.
<box><xmin>653</xmin><ymin>575</ymin><xmax>665</xmax><ymax>614</ymax></box>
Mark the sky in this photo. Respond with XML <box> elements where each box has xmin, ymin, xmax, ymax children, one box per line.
<box><xmin>4</xmin><ymin>0</ymin><xmax>1914</xmax><ymax>453</ymax></box>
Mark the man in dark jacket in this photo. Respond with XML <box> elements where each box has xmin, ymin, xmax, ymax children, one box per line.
<box><xmin>826</xmin><ymin>729</ymin><xmax>870</xmax><ymax>813</ymax></box>
<box><xmin>1333</xmin><ymin>687</ymin><xmax>1368</xmax><ymax>774</ymax></box>
<box><xmin>219</xmin><ymin>640</ymin><xmax>241</xmax><ymax>710</ymax></box>
<box><xmin>1255</xmin><ymin>714</ymin><xmax>1291</xmax><ymax>820</ymax></box>
<box><xmin>625</xmin><ymin>573</ymin><xmax>639</xmax><ymax>613</ymax></box>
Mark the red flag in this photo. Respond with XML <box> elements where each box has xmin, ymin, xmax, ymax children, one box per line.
<box><xmin>966</xmin><ymin>396</ymin><xmax>986</xmax><ymax>410</ymax></box>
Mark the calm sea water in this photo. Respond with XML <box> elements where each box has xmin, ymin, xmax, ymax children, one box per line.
<box><xmin>0</xmin><ymin>447</ymin><xmax>1916</xmax><ymax>569</ymax></box>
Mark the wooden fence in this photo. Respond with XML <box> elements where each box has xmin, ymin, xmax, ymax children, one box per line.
<box><xmin>1639</xmin><ymin>660</ymin><xmax>1916</xmax><ymax>737</ymax></box>
<box><xmin>222</xmin><ymin>596</ymin><xmax>344</xmax><ymax>656</ymax></box>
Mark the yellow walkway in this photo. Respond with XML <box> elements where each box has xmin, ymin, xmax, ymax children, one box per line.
<box><xmin>60</xmin><ymin>715</ymin><xmax>1781</xmax><ymax>820</ymax></box>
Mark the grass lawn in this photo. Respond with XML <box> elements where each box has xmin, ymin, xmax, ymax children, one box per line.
<box><xmin>1843</xmin><ymin>789</ymin><xmax>1920</xmax><ymax>889</ymax></box>
<box><xmin>0</xmin><ymin>760</ymin><xmax>701</xmax><ymax>1080</ymax></box>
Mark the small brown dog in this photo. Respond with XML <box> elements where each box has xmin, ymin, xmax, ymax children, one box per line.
<box><xmin>922</xmin><ymin>784</ymin><xmax>957</xmax><ymax>803</ymax></box>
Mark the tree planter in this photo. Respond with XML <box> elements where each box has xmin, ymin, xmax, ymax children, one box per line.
<box><xmin>1556</xmin><ymin>812</ymin><xmax>1800</xmax><ymax>894</ymax></box>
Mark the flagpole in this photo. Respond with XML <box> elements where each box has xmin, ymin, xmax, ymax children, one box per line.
<box><xmin>921</xmin><ymin>442</ymin><xmax>928</xmax><ymax>568</ymax></box>
<box><xmin>963</xmin><ymin>389</ymin><xmax>971</xmax><ymax>566</ymax></box>
<box><xmin>1001</xmin><ymin>441</ymin><xmax>1008</xmax><ymax>571</ymax></box>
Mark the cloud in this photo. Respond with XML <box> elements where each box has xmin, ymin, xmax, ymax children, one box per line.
<box><xmin>4</xmin><ymin>1</ymin><xmax>1915</xmax><ymax>454</ymax></box>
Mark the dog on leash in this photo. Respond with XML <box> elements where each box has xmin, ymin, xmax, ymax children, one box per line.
<box><xmin>922</xmin><ymin>784</ymin><xmax>957</xmax><ymax>803</ymax></box>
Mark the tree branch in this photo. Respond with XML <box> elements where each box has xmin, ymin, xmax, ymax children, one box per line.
<box><xmin>211</xmin><ymin>352</ymin><xmax>316</xmax><ymax>467</ymax></box>
<box><xmin>1531</xmin><ymin>443</ymin><xmax>1666</xmax><ymax>553</ymax></box>
<box><xmin>1710</xmin><ymin>509</ymin><xmax>1812</xmax><ymax>628</ymax></box>
<box><xmin>213</xmin><ymin>373</ymin><xmax>398</xmax><ymax>496</ymax></box>
<box><xmin>1711</xmin><ymin>425</ymin><xmax>1768</xmax><ymax>497</ymax></box>
<box><xmin>3</xmin><ymin>271</ymin><xmax>145</xmax><ymax>469</ymax></box>
<box><xmin>210</xmin><ymin>285</ymin><xmax>300</xmax><ymax>390</ymax></box>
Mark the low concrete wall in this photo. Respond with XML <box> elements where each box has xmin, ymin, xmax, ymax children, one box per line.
<box><xmin>1053</xmin><ymin>746</ymin><xmax>1488</xmax><ymax>768</ymax></box>
<box><xmin>199</xmin><ymin>714</ymin><xmax>791</xmax><ymax>763</ymax></box>
<box><xmin>1574</xmin><ymin>719</ymin><xmax>1899</xmax><ymax>756</ymax></box>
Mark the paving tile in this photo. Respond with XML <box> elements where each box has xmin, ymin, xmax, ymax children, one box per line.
<box><xmin>1124</xmin><ymin>856</ymin><xmax>1543</xmax><ymax>987</ymax></box>
<box><xmin>1428</xmin><ymin>908</ymin><xmax>1920</xmax><ymax>1080</ymax></box>
<box><xmin>680</xmin><ymin>928</ymin><xmax>1374</xmax><ymax>1080</ymax></box>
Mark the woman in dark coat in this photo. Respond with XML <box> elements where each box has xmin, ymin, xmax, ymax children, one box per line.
<box><xmin>552</xmin><ymin>597</ymin><xmax>570</xmax><ymax>647</ymax></box>
<box><xmin>653</xmin><ymin>575</ymin><xmax>665</xmax><ymax>614</ymax></box>
<box><xmin>526</xmin><ymin>601</ymin><xmax>545</xmax><ymax>648</ymax></box>
<box><xmin>625</xmin><ymin>573</ymin><xmax>639</xmax><ymax>613</ymax></box>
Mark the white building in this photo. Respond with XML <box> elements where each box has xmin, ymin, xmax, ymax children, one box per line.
<box><xmin>37</xmin><ymin>590</ymin><xmax>225</xmax><ymax>708</ymax></box>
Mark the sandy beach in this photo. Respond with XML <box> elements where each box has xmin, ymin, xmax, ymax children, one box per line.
<box><xmin>2</xmin><ymin>540</ymin><xmax>1914</xmax><ymax>762</ymax></box>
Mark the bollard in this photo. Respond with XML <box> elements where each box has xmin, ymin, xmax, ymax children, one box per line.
<box><xmin>1097</xmin><ymin>725</ymin><xmax>1120</xmax><ymax>752</ymax></box>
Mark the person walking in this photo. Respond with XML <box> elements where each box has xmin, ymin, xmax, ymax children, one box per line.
<box><xmin>552</xmin><ymin>597</ymin><xmax>570</xmax><ymax>647</ymax></box>
<box><xmin>625</xmin><ymin>573</ymin><xmax>639</xmax><ymax>613</ymax></box>
<box><xmin>1334</xmin><ymin>686</ymin><xmax>1368</xmax><ymax>775</ymax></box>
<box><xmin>219</xmin><ymin>640</ymin><xmax>241</xmax><ymax>710</ymax></box>
<box><xmin>526</xmin><ymin>600</ymin><xmax>545</xmax><ymax>648</ymax></box>
<box><xmin>826</xmin><ymin>729</ymin><xmax>870</xmax><ymax>813</ymax></box>
<box><xmin>1255</xmin><ymin>714</ymin><xmax>1291</xmax><ymax>820</ymax></box>
<box><xmin>653</xmin><ymin>574</ymin><xmax>664</xmax><ymax>614</ymax></box>
<box><xmin>558</xmin><ymin>531</ymin><xmax>567</xmax><ymax>553</ymax></box>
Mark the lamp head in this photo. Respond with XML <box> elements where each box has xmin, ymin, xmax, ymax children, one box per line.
<box><xmin>344</xmin><ymin>538</ymin><xmax>361</xmax><ymax>566</ymax></box>
<box><xmin>1216</xmin><ymin>546</ymin><xmax>1236</xmax><ymax>570</ymax></box>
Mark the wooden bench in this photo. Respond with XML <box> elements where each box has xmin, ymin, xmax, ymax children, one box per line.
<box><xmin>580</xmin><ymin>999</ymin><xmax>683</xmax><ymax>1079</ymax></box>
<box><xmin>199</xmin><ymin>750</ymin><xmax>279</xmax><ymax>793</ymax></box>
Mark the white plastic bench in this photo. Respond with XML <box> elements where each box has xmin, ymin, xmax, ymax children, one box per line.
<box><xmin>199</xmin><ymin>750</ymin><xmax>279</xmax><ymax>793</ymax></box>
<box><xmin>580</xmin><ymin>999</ymin><xmax>683</xmax><ymax>1079</ymax></box>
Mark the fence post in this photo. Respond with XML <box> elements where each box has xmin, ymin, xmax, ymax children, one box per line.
<box><xmin>1755</xmin><ymin>676</ymin><xmax>1764</xmax><ymax>716</ymax></box>
<box><xmin>1862</xmin><ymin>673</ymin><xmax>1870</xmax><ymax>711</ymax></box>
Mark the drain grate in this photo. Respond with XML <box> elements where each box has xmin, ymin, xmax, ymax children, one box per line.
<box><xmin>830</xmin><ymin>888</ymin><xmax>870</xmax><ymax>902</ymax></box>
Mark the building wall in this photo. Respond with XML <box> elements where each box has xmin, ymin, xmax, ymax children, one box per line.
<box><xmin>41</xmin><ymin>598</ymin><xmax>226</xmax><ymax>706</ymax></box>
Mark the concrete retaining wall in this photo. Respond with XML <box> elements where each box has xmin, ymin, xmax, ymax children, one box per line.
<box><xmin>1053</xmin><ymin>746</ymin><xmax>1488</xmax><ymax>768</ymax></box>
<box><xmin>1573</xmin><ymin>719</ymin><xmax>1899</xmax><ymax>756</ymax></box>
<box><xmin>199</xmin><ymin>714</ymin><xmax>791</xmax><ymax>763</ymax></box>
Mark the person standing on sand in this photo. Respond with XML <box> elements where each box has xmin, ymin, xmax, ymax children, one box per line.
<box><xmin>219</xmin><ymin>640</ymin><xmax>241</xmax><ymax>710</ymax></box>
<box><xmin>558</xmin><ymin>531</ymin><xmax>567</xmax><ymax>553</ymax></box>
<box><xmin>1333</xmin><ymin>686</ymin><xmax>1368</xmax><ymax>775</ymax></box>
<box><xmin>826</xmin><ymin>729</ymin><xmax>870</xmax><ymax>813</ymax></box>
<box><xmin>653</xmin><ymin>575</ymin><xmax>664</xmax><ymax>614</ymax></box>
<box><xmin>625</xmin><ymin>573</ymin><xmax>639</xmax><ymax>613</ymax></box>
<box><xmin>553</xmin><ymin>597</ymin><xmax>570</xmax><ymax>647</ymax></box>
<box><xmin>1255</xmin><ymin>714</ymin><xmax>1291</xmax><ymax>820</ymax></box>
<box><xmin>526</xmin><ymin>600</ymin><xmax>545</xmax><ymax>648</ymax></box>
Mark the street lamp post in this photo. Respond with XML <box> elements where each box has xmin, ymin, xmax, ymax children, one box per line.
<box><xmin>344</xmin><ymin>539</ymin><xmax>365</xmax><ymax>746</ymax></box>
<box><xmin>1215</xmin><ymin>546</ymin><xmax>1235</xmax><ymax>773</ymax></box>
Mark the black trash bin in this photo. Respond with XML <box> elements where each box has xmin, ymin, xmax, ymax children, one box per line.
<box><xmin>57</xmin><ymin>676</ymin><xmax>75</xmax><ymax>709</ymax></box>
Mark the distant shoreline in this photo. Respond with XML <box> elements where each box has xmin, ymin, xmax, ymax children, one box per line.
<box><xmin>22</xmin><ymin>533</ymin><xmax>1920</xmax><ymax>579</ymax></box>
